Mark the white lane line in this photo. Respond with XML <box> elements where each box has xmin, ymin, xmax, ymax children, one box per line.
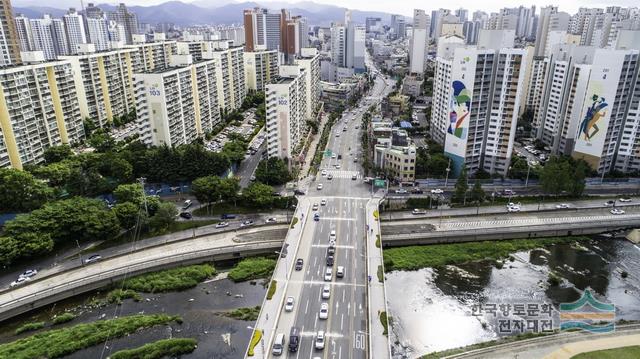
<box><xmin>291</xmin><ymin>280</ymin><xmax>366</xmax><ymax>287</ymax></box>
<box><xmin>318</xmin><ymin>217</ymin><xmax>355</xmax><ymax>221</ymax></box>
<box><xmin>314</xmin><ymin>256</ymin><xmax>317</xmax><ymax>267</ymax></box>
<box><xmin>339</xmin><ymin>345</ymin><xmax>342</xmax><ymax>359</ymax></box>
<box><xmin>305</xmin><ymin>299</ymin><xmax>309</xmax><ymax>314</ymax></box>
<box><xmin>312</xmin><ymin>244</ymin><xmax>355</xmax><ymax>249</ymax></box>
<box><xmin>341</xmin><ymin>313</ymin><xmax>344</xmax><ymax>331</ymax></box>
<box><xmin>342</xmin><ymin>287</ymin><xmax>346</xmax><ymax>302</ymax></box>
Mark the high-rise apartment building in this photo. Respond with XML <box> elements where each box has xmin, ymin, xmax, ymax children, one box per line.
<box><xmin>107</xmin><ymin>3</ymin><xmax>138</xmax><ymax>44</ymax></box>
<box><xmin>128</xmin><ymin>40</ymin><xmax>177</xmax><ymax>73</ymax></box>
<box><xmin>265</xmin><ymin>71</ymin><xmax>306</xmax><ymax>160</ymax></box>
<box><xmin>409</xmin><ymin>9</ymin><xmax>429</xmax><ymax>74</ymax></box>
<box><xmin>14</xmin><ymin>14</ymin><xmax>32</xmax><ymax>51</ymax></box>
<box><xmin>0</xmin><ymin>60</ymin><xmax>85</xmax><ymax>169</ymax></box>
<box><xmin>365</xmin><ymin>17</ymin><xmax>382</xmax><ymax>34</ymax></box>
<box><xmin>29</xmin><ymin>16</ymin><xmax>57</xmax><ymax>60</ymax></box>
<box><xmin>243</xmin><ymin>49</ymin><xmax>278</xmax><ymax>91</ymax></box>
<box><xmin>244</xmin><ymin>7</ymin><xmax>281</xmax><ymax>52</ymax></box>
<box><xmin>134</xmin><ymin>57</ymin><xmax>221</xmax><ymax>147</ymax></box>
<box><xmin>535</xmin><ymin>6</ymin><xmax>571</xmax><ymax>57</ymax></box>
<box><xmin>0</xmin><ymin>0</ymin><xmax>21</xmax><ymax>66</ymax></box>
<box><xmin>86</xmin><ymin>17</ymin><xmax>110</xmax><ymax>51</ymax></box>
<box><xmin>294</xmin><ymin>47</ymin><xmax>320</xmax><ymax>121</ymax></box>
<box><xmin>63</xmin><ymin>8</ymin><xmax>86</xmax><ymax>55</ymax></box>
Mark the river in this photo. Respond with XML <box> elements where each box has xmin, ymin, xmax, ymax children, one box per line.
<box><xmin>386</xmin><ymin>237</ymin><xmax>640</xmax><ymax>358</ymax></box>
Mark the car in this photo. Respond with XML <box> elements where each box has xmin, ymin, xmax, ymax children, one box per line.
<box><xmin>503</xmin><ymin>189</ymin><xmax>516</xmax><ymax>196</ymax></box>
<box><xmin>317</xmin><ymin>184</ymin><xmax>323</xmax><ymax>190</ymax></box>
<box><xmin>355</xmin><ymin>125</ymin><xmax>359</xmax><ymax>129</ymax></box>
<box><xmin>326</xmin><ymin>255</ymin><xmax>334</xmax><ymax>266</ymax></box>
<box><xmin>619</xmin><ymin>197</ymin><xmax>632</xmax><ymax>202</ymax></box>
<box><xmin>250</xmin><ymin>175</ymin><xmax>256</xmax><ymax>181</ymax></box>
<box><xmin>353</xmin><ymin>158</ymin><xmax>358</xmax><ymax>163</ymax></box>
<box><xmin>19</xmin><ymin>269</ymin><xmax>38</xmax><ymax>279</ymax></box>
<box><xmin>240</xmin><ymin>220</ymin><xmax>254</xmax><ymax>227</ymax></box>
<box><xmin>293</xmin><ymin>189</ymin><xmax>306</xmax><ymax>196</ymax></box>
<box><xmin>265</xmin><ymin>217</ymin><xmax>277</xmax><ymax>223</ymax></box>
<box><xmin>319</xmin><ymin>303</ymin><xmax>329</xmax><ymax>319</ymax></box>
<box><xmin>335</xmin><ymin>133</ymin><xmax>340</xmax><ymax>137</ymax></box>
<box><xmin>83</xmin><ymin>254</ymin><xmax>102</xmax><ymax>264</ymax></box>
<box><xmin>336</xmin><ymin>266</ymin><xmax>345</xmax><ymax>278</ymax></box>
<box><xmin>320</xmin><ymin>199</ymin><xmax>327</xmax><ymax>206</ymax></box>
<box><xmin>337</xmin><ymin>155</ymin><xmax>342</xmax><ymax>160</ymax></box>
<box><xmin>312</xmin><ymin>203</ymin><xmax>319</xmax><ymax>211</ymax></box>
<box><xmin>314</xmin><ymin>213</ymin><xmax>320</xmax><ymax>221</ymax></box>
<box><xmin>179</xmin><ymin>212</ymin><xmax>192</xmax><ymax>219</ymax></box>
<box><xmin>395</xmin><ymin>188</ymin><xmax>408</xmax><ymax>194</ymax></box>
<box><xmin>329</xmin><ymin>230</ymin><xmax>336</xmax><ymax>241</ymax></box>
<box><xmin>507</xmin><ymin>205</ymin><xmax>521</xmax><ymax>212</ymax></box>
<box><xmin>329</xmin><ymin>239</ymin><xmax>336</xmax><ymax>247</ymax></box>
<box><xmin>342</xmin><ymin>127</ymin><xmax>347</xmax><ymax>132</ymax></box>
<box><xmin>555</xmin><ymin>203</ymin><xmax>570</xmax><ymax>209</ymax></box>
<box><xmin>604</xmin><ymin>200</ymin><xmax>616</xmax><ymax>207</ymax></box>
<box><xmin>285</xmin><ymin>296</ymin><xmax>295</xmax><ymax>312</ymax></box>
<box><xmin>215</xmin><ymin>221</ymin><xmax>229</xmax><ymax>228</ymax></box>
<box><xmin>411</xmin><ymin>188</ymin><xmax>424</xmax><ymax>194</ymax></box>
<box><xmin>182</xmin><ymin>199</ymin><xmax>192</xmax><ymax>210</ymax></box>
<box><xmin>331</xmin><ymin>154</ymin><xmax>336</xmax><ymax>159</ymax></box>
<box><xmin>220</xmin><ymin>214</ymin><xmax>236</xmax><ymax>220</ymax></box>
<box><xmin>315</xmin><ymin>330</ymin><xmax>326</xmax><ymax>350</ymax></box>
<box><xmin>295</xmin><ymin>258</ymin><xmax>304</xmax><ymax>270</ymax></box>
<box><xmin>324</xmin><ymin>268</ymin><xmax>333</xmax><ymax>281</ymax></box>
<box><xmin>322</xmin><ymin>285</ymin><xmax>331</xmax><ymax>299</ymax></box>
<box><xmin>611</xmin><ymin>208</ymin><xmax>626</xmax><ymax>215</ymax></box>
<box><xmin>351</xmin><ymin>174</ymin><xmax>357</xmax><ymax>180</ymax></box>
<box><xmin>10</xmin><ymin>277</ymin><xmax>31</xmax><ymax>288</ymax></box>
<box><xmin>327</xmin><ymin>174</ymin><xmax>333</xmax><ymax>180</ymax></box>
<box><xmin>412</xmin><ymin>209</ymin><xmax>427</xmax><ymax>215</ymax></box>
<box><xmin>430</xmin><ymin>188</ymin><xmax>444</xmax><ymax>194</ymax></box>
<box><xmin>335</xmin><ymin>164</ymin><xmax>341</xmax><ymax>169</ymax></box>
<box><xmin>321</xmin><ymin>169</ymin><xmax>328</xmax><ymax>176</ymax></box>
<box><xmin>327</xmin><ymin>246</ymin><xmax>335</xmax><ymax>256</ymax></box>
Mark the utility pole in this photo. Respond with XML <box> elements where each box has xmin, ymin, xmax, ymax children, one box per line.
<box><xmin>138</xmin><ymin>177</ymin><xmax>149</xmax><ymax>216</ymax></box>
<box><xmin>525</xmin><ymin>163</ymin><xmax>531</xmax><ymax>187</ymax></box>
<box><xmin>444</xmin><ymin>159</ymin><xmax>451</xmax><ymax>188</ymax></box>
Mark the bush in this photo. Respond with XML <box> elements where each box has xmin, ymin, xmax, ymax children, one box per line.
<box><xmin>228</xmin><ymin>258</ymin><xmax>276</xmax><ymax>282</ymax></box>
<box><xmin>248</xmin><ymin>330</ymin><xmax>263</xmax><ymax>356</ymax></box>
<box><xmin>223</xmin><ymin>306</ymin><xmax>261</xmax><ymax>321</ymax></box>
<box><xmin>380</xmin><ymin>311</ymin><xmax>389</xmax><ymax>336</ymax></box>
<box><xmin>15</xmin><ymin>322</ymin><xmax>45</xmax><ymax>335</ymax></box>
<box><xmin>290</xmin><ymin>216</ymin><xmax>299</xmax><ymax>228</ymax></box>
<box><xmin>547</xmin><ymin>273</ymin><xmax>561</xmax><ymax>286</ymax></box>
<box><xmin>109</xmin><ymin>338</ymin><xmax>197</xmax><ymax>359</ymax></box>
<box><xmin>51</xmin><ymin>313</ymin><xmax>75</xmax><ymax>325</ymax></box>
<box><xmin>122</xmin><ymin>264</ymin><xmax>215</xmax><ymax>293</ymax></box>
<box><xmin>377</xmin><ymin>265</ymin><xmax>384</xmax><ymax>283</ymax></box>
<box><xmin>0</xmin><ymin>314</ymin><xmax>180</xmax><ymax>359</ymax></box>
<box><xmin>375</xmin><ymin>235</ymin><xmax>381</xmax><ymax>248</ymax></box>
<box><xmin>266</xmin><ymin>280</ymin><xmax>277</xmax><ymax>300</ymax></box>
<box><xmin>107</xmin><ymin>289</ymin><xmax>142</xmax><ymax>304</ymax></box>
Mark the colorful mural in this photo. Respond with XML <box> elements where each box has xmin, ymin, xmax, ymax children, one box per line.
<box><xmin>579</xmin><ymin>94</ymin><xmax>608</xmax><ymax>142</ymax></box>
<box><xmin>448</xmin><ymin>80</ymin><xmax>471</xmax><ymax>139</ymax></box>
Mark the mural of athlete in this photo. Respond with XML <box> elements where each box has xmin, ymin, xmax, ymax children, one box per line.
<box><xmin>579</xmin><ymin>94</ymin><xmax>608</xmax><ymax>141</ymax></box>
<box><xmin>448</xmin><ymin>81</ymin><xmax>471</xmax><ymax>139</ymax></box>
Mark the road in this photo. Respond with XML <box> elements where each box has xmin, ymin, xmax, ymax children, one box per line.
<box><xmin>238</xmin><ymin>141</ymin><xmax>267</xmax><ymax>188</ymax></box>
<box><xmin>261</xmin><ymin>61</ymin><xmax>394</xmax><ymax>358</ymax></box>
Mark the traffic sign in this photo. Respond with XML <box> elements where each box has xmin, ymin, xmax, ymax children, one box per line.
<box><xmin>374</xmin><ymin>179</ymin><xmax>385</xmax><ymax>187</ymax></box>
<box><xmin>323</xmin><ymin>149</ymin><xmax>332</xmax><ymax>157</ymax></box>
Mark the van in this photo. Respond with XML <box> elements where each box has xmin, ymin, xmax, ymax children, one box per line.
<box><xmin>182</xmin><ymin>199</ymin><xmax>192</xmax><ymax>210</ymax></box>
<box><xmin>289</xmin><ymin>327</ymin><xmax>300</xmax><ymax>352</ymax></box>
<box><xmin>272</xmin><ymin>333</ymin><xmax>285</xmax><ymax>356</ymax></box>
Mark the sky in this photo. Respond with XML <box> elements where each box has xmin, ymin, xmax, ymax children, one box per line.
<box><xmin>14</xmin><ymin>0</ymin><xmax>640</xmax><ymax>16</ymax></box>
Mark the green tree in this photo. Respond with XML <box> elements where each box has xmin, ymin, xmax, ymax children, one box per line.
<box><xmin>148</xmin><ymin>202</ymin><xmax>178</xmax><ymax>232</ymax></box>
<box><xmin>426</xmin><ymin>154</ymin><xmax>450</xmax><ymax>177</ymax></box>
<box><xmin>30</xmin><ymin>162</ymin><xmax>73</xmax><ymax>188</ymax></box>
<box><xmin>470</xmin><ymin>180</ymin><xmax>485</xmax><ymax>203</ymax></box>
<box><xmin>191</xmin><ymin>176</ymin><xmax>221</xmax><ymax>209</ymax></box>
<box><xmin>113</xmin><ymin>202</ymin><xmax>144</xmax><ymax>230</ymax></box>
<box><xmin>243</xmin><ymin>183</ymin><xmax>274</xmax><ymax>208</ymax></box>
<box><xmin>218</xmin><ymin>178</ymin><xmax>240</xmax><ymax>203</ymax></box>
<box><xmin>0</xmin><ymin>232</ymin><xmax>54</xmax><ymax>267</ymax></box>
<box><xmin>509</xmin><ymin>156</ymin><xmax>530</xmax><ymax>180</ymax></box>
<box><xmin>88</xmin><ymin>131</ymin><xmax>116</xmax><ymax>152</ymax></box>
<box><xmin>453</xmin><ymin>168</ymin><xmax>469</xmax><ymax>204</ymax></box>
<box><xmin>222</xmin><ymin>140</ymin><xmax>247</xmax><ymax>163</ymax></box>
<box><xmin>570</xmin><ymin>160</ymin><xmax>588</xmax><ymax>197</ymax></box>
<box><xmin>113</xmin><ymin>183</ymin><xmax>145</xmax><ymax>205</ymax></box>
<box><xmin>540</xmin><ymin>157</ymin><xmax>571</xmax><ymax>196</ymax></box>
<box><xmin>0</xmin><ymin>168</ymin><xmax>54</xmax><ymax>213</ymax></box>
<box><xmin>43</xmin><ymin>145</ymin><xmax>74</xmax><ymax>164</ymax></box>
<box><xmin>254</xmin><ymin>158</ymin><xmax>291</xmax><ymax>185</ymax></box>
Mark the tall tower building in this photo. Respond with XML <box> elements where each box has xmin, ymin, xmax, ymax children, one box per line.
<box><xmin>107</xmin><ymin>3</ymin><xmax>138</xmax><ymax>44</ymax></box>
<box><xmin>14</xmin><ymin>13</ymin><xmax>33</xmax><ymax>51</ymax></box>
<box><xmin>29</xmin><ymin>16</ymin><xmax>57</xmax><ymax>60</ymax></box>
<box><xmin>63</xmin><ymin>8</ymin><xmax>87</xmax><ymax>55</ymax></box>
<box><xmin>243</xmin><ymin>8</ymin><xmax>281</xmax><ymax>52</ymax></box>
<box><xmin>86</xmin><ymin>17</ymin><xmax>110</xmax><ymax>51</ymax></box>
<box><xmin>0</xmin><ymin>0</ymin><xmax>22</xmax><ymax>66</ymax></box>
<box><xmin>409</xmin><ymin>9</ymin><xmax>429</xmax><ymax>74</ymax></box>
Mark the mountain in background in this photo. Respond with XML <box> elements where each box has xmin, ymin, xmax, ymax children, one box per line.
<box><xmin>12</xmin><ymin>0</ymin><xmax>400</xmax><ymax>26</ymax></box>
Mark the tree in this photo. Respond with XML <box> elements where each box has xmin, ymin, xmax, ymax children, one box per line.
<box><xmin>255</xmin><ymin>158</ymin><xmax>291</xmax><ymax>185</ymax></box>
<box><xmin>114</xmin><ymin>202</ymin><xmax>144</xmax><ymax>230</ymax></box>
<box><xmin>427</xmin><ymin>154</ymin><xmax>450</xmax><ymax>177</ymax></box>
<box><xmin>113</xmin><ymin>183</ymin><xmax>145</xmax><ymax>205</ymax></box>
<box><xmin>30</xmin><ymin>162</ymin><xmax>73</xmax><ymax>188</ymax></box>
<box><xmin>508</xmin><ymin>156</ymin><xmax>530</xmax><ymax>180</ymax></box>
<box><xmin>191</xmin><ymin>176</ymin><xmax>221</xmax><ymax>209</ymax></box>
<box><xmin>148</xmin><ymin>202</ymin><xmax>178</xmax><ymax>232</ymax></box>
<box><xmin>218</xmin><ymin>178</ymin><xmax>240</xmax><ymax>203</ymax></box>
<box><xmin>0</xmin><ymin>168</ymin><xmax>54</xmax><ymax>213</ymax></box>
<box><xmin>470</xmin><ymin>180</ymin><xmax>485</xmax><ymax>203</ymax></box>
<box><xmin>88</xmin><ymin>131</ymin><xmax>116</xmax><ymax>152</ymax></box>
<box><xmin>222</xmin><ymin>140</ymin><xmax>247</xmax><ymax>163</ymax></box>
<box><xmin>0</xmin><ymin>232</ymin><xmax>54</xmax><ymax>267</ymax></box>
<box><xmin>453</xmin><ymin>169</ymin><xmax>469</xmax><ymax>204</ymax></box>
<box><xmin>570</xmin><ymin>160</ymin><xmax>588</xmax><ymax>197</ymax></box>
<box><xmin>43</xmin><ymin>145</ymin><xmax>73</xmax><ymax>164</ymax></box>
<box><xmin>540</xmin><ymin>157</ymin><xmax>571</xmax><ymax>196</ymax></box>
<box><xmin>243</xmin><ymin>183</ymin><xmax>274</xmax><ymax>208</ymax></box>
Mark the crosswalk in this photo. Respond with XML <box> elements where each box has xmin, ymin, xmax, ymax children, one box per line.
<box><xmin>441</xmin><ymin>213</ymin><xmax>640</xmax><ymax>230</ymax></box>
<box><xmin>321</xmin><ymin>170</ymin><xmax>362</xmax><ymax>179</ymax></box>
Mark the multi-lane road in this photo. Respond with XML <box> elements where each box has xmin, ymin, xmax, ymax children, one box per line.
<box><xmin>265</xmin><ymin>69</ymin><xmax>393</xmax><ymax>358</ymax></box>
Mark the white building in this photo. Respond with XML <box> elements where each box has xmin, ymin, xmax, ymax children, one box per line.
<box><xmin>14</xmin><ymin>14</ymin><xmax>33</xmax><ymax>51</ymax></box>
<box><xmin>243</xmin><ymin>49</ymin><xmax>278</xmax><ymax>91</ymax></box>
<box><xmin>63</xmin><ymin>8</ymin><xmax>87</xmax><ymax>55</ymax></box>
<box><xmin>409</xmin><ymin>9</ymin><xmax>429</xmax><ymax>75</ymax></box>
<box><xmin>265</xmin><ymin>73</ymin><xmax>306</xmax><ymax>160</ymax></box>
<box><xmin>51</xmin><ymin>18</ymin><xmax>69</xmax><ymax>56</ymax></box>
<box><xmin>29</xmin><ymin>16</ymin><xmax>56</xmax><ymax>60</ymax></box>
<box><xmin>295</xmin><ymin>48</ymin><xmax>321</xmax><ymax>121</ymax></box>
<box><xmin>86</xmin><ymin>17</ymin><xmax>110</xmax><ymax>51</ymax></box>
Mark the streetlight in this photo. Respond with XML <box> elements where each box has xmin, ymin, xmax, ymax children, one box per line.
<box><xmin>444</xmin><ymin>159</ymin><xmax>451</xmax><ymax>188</ymax></box>
<box><xmin>525</xmin><ymin>162</ymin><xmax>531</xmax><ymax>188</ymax></box>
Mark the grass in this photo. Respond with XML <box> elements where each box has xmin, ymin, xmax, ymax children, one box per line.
<box><xmin>380</xmin><ymin>311</ymin><xmax>389</xmax><ymax>336</ymax></box>
<box><xmin>422</xmin><ymin>331</ymin><xmax>553</xmax><ymax>358</ymax></box>
<box><xmin>107</xmin><ymin>289</ymin><xmax>142</xmax><ymax>304</ymax></box>
<box><xmin>222</xmin><ymin>306</ymin><xmax>261</xmax><ymax>321</ymax></box>
<box><xmin>290</xmin><ymin>216</ymin><xmax>299</xmax><ymax>228</ymax></box>
<box><xmin>383</xmin><ymin>236</ymin><xmax>590</xmax><ymax>271</ymax></box>
<box><xmin>377</xmin><ymin>265</ymin><xmax>383</xmax><ymax>283</ymax></box>
<box><xmin>375</xmin><ymin>234</ymin><xmax>381</xmax><ymax>248</ymax></box>
<box><xmin>109</xmin><ymin>338</ymin><xmax>198</xmax><ymax>359</ymax></box>
<box><xmin>122</xmin><ymin>264</ymin><xmax>216</xmax><ymax>292</ymax></box>
<box><xmin>143</xmin><ymin>219</ymin><xmax>220</xmax><ymax>238</ymax></box>
<box><xmin>266</xmin><ymin>280</ymin><xmax>277</xmax><ymax>300</ymax></box>
<box><xmin>248</xmin><ymin>329</ymin><xmax>263</xmax><ymax>356</ymax></box>
<box><xmin>193</xmin><ymin>203</ymin><xmax>259</xmax><ymax>216</ymax></box>
<box><xmin>51</xmin><ymin>313</ymin><xmax>75</xmax><ymax>325</ymax></box>
<box><xmin>0</xmin><ymin>314</ymin><xmax>180</xmax><ymax>359</ymax></box>
<box><xmin>228</xmin><ymin>257</ymin><xmax>276</xmax><ymax>282</ymax></box>
<box><xmin>15</xmin><ymin>322</ymin><xmax>45</xmax><ymax>335</ymax></box>
<box><xmin>571</xmin><ymin>345</ymin><xmax>640</xmax><ymax>359</ymax></box>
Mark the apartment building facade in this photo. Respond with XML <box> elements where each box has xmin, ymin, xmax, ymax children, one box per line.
<box><xmin>265</xmin><ymin>74</ymin><xmax>306</xmax><ymax>160</ymax></box>
<box><xmin>243</xmin><ymin>49</ymin><xmax>278</xmax><ymax>91</ymax></box>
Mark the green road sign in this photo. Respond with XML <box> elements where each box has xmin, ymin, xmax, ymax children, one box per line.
<box><xmin>374</xmin><ymin>179</ymin><xmax>386</xmax><ymax>187</ymax></box>
<box><xmin>324</xmin><ymin>149</ymin><xmax>333</xmax><ymax>157</ymax></box>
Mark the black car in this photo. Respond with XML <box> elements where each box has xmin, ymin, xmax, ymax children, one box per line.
<box><xmin>327</xmin><ymin>247</ymin><xmax>335</xmax><ymax>256</ymax></box>
<box><xmin>294</xmin><ymin>189</ymin><xmax>306</xmax><ymax>195</ymax></box>
<box><xmin>295</xmin><ymin>258</ymin><xmax>304</xmax><ymax>270</ymax></box>
<box><xmin>179</xmin><ymin>212</ymin><xmax>192</xmax><ymax>219</ymax></box>
<box><xmin>411</xmin><ymin>188</ymin><xmax>424</xmax><ymax>194</ymax></box>
<box><xmin>326</xmin><ymin>255</ymin><xmax>334</xmax><ymax>266</ymax></box>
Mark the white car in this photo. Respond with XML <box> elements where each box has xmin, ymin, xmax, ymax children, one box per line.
<box><xmin>322</xmin><ymin>285</ymin><xmax>331</xmax><ymax>299</ymax></box>
<box><xmin>507</xmin><ymin>205</ymin><xmax>521</xmax><ymax>212</ymax></box>
<box><xmin>412</xmin><ymin>209</ymin><xmax>426</xmax><ymax>215</ymax></box>
<box><xmin>619</xmin><ymin>197</ymin><xmax>632</xmax><ymax>203</ymax></box>
<box><xmin>430</xmin><ymin>188</ymin><xmax>444</xmax><ymax>194</ymax></box>
<box><xmin>324</xmin><ymin>268</ymin><xmax>333</xmax><ymax>281</ymax></box>
<box><xmin>395</xmin><ymin>188</ymin><xmax>408</xmax><ymax>194</ymax></box>
<box><xmin>329</xmin><ymin>239</ymin><xmax>336</xmax><ymax>247</ymax></box>
<box><xmin>19</xmin><ymin>269</ymin><xmax>38</xmax><ymax>279</ymax></box>
<box><xmin>10</xmin><ymin>276</ymin><xmax>31</xmax><ymax>288</ymax></box>
<box><xmin>321</xmin><ymin>199</ymin><xmax>327</xmax><ymax>206</ymax></box>
<box><xmin>265</xmin><ymin>217</ymin><xmax>277</xmax><ymax>223</ymax></box>
<box><xmin>215</xmin><ymin>221</ymin><xmax>229</xmax><ymax>229</ymax></box>
<box><xmin>329</xmin><ymin>230</ymin><xmax>336</xmax><ymax>241</ymax></box>
<box><xmin>312</xmin><ymin>203</ymin><xmax>319</xmax><ymax>211</ymax></box>
<box><xmin>315</xmin><ymin>330</ymin><xmax>326</xmax><ymax>350</ymax></box>
<box><xmin>611</xmin><ymin>208</ymin><xmax>625</xmax><ymax>215</ymax></box>
<box><xmin>555</xmin><ymin>203</ymin><xmax>570</xmax><ymax>209</ymax></box>
<box><xmin>335</xmin><ymin>164</ymin><xmax>341</xmax><ymax>169</ymax></box>
<box><xmin>319</xmin><ymin>303</ymin><xmax>329</xmax><ymax>319</ymax></box>
<box><xmin>284</xmin><ymin>296</ymin><xmax>295</xmax><ymax>312</ymax></box>
<box><xmin>317</xmin><ymin>184</ymin><xmax>323</xmax><ymax>190</ymax></box>
<box><xmin>331</xmin><ymin>154</ymin><xmax>336</xmax><ymax>159</ymax></box>
<box><xmin>321</xmin><ymin>169</ymin><xmax>328</xmax><ymax>176</ymax></box>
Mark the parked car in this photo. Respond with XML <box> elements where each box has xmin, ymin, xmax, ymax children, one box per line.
<box><xmin>412</xmin><ymin>209</ymin><xmax>427</xmax><ymax>215</ymax></box>
<box><xmin>179</xmin><ymin>212</ymin><xmax>192</xmax><ymax>219</ymax></box>
<box><xmin>285</xmin><ymin>296</ymin><xmax>295</xmax><ymax>312</ymax></box>
<box><xmin>611</xmin><ymin>208</ymin><xmax>626</xmax><ymax>215</ymax></box>
<box><xmin>295</xmin><ymin>258</ymin><xmax>304</xmax><ymax>271</ymax></box>
<box><xmin>83</xmin><ymin>254</ymin><xmax>102</xmax><ymax>264</ymax></box>
<box><xmin>216</xmin><ymin>221</ymin><xmax>229</xmax><ymax>228</ymax></box>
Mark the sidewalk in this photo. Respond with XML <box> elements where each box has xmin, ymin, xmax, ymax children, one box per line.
<box><xmin>300</xmin><ymin>112</ymin><xmax>329</xmax><ymax>179</ymax></box>
<box><xmin>544</xmin><ymin>333</ymin><xmax>640</xmax><ymax>359</ymax></box>
<box><xmin>366</xmin><ymin>197</ymin><xmax>391</xmax><ymax>359</ymax></box>
<box><xmin>248</xmin><ymin>197</ymin><xmax>311</xmax><ymax>358</ymax></box>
